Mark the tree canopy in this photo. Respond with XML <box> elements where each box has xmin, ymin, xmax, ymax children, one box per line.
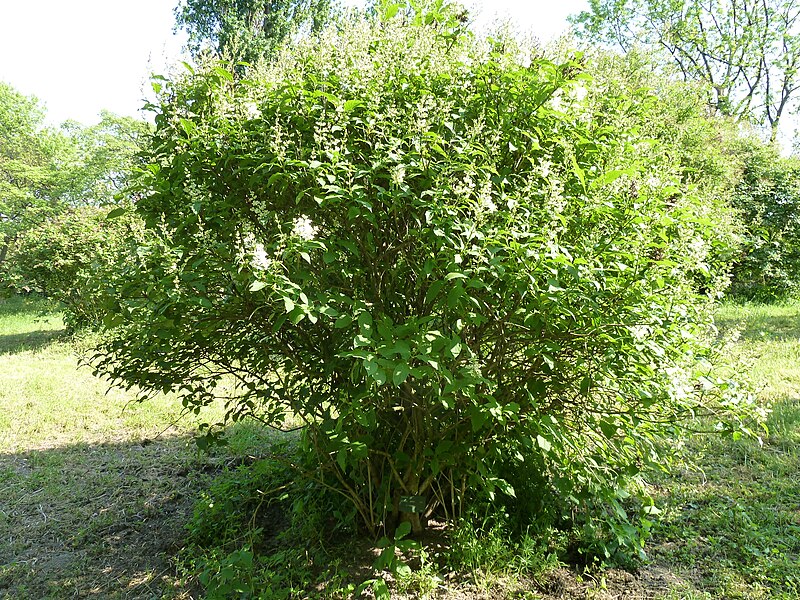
<box><xmin>174</xmin><ymin>0</ymin><xmax>333</xmax><ymax>63</ymax></box>
<box><xmin>573</xmin><ymin>0</ymin><xmax>800</xmax><ymax>141</ymax></box>
<box><xmin>0</xmin><ymin>82</ymin><xmax>72</xmax><ymax>267</ymax></box>
<box><xmin>0</xmin><ymin>84</ymin><xmax>149</xmax><ymax>323</ymax></box>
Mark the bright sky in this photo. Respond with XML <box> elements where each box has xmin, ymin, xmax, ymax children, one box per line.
<box><xmin>0</xmin><ymin>0</ymin><xmax>588</xmax><ymax>127</ymax></box>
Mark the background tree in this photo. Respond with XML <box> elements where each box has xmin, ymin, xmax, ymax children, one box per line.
<box><xmin>175</xmin><ymin>0</ymin><xmax>334</xmax><ymax>64</ymax></box>
<box><xmin>727</xmin><ymin>143</ymin><xmax>800</xmax><ymax>299</ymax></box>
<box><xmin>0</xmin><ymin>82</ymin><xmax>73</xmax><ymax>270</ymax></box>
<box><xmin>63</xmin><ymin>111</ymin><xmax>153</xmax><ymax>205</ymax></box>
<box><xmin>0</xmin><ymin>83</ymin><xmax>150</xmax><ymax>324</ymax></box>
<box><xmin>584</xmin><ymin>49</ymin><xmax>746</xmax><ymax>294</ymax></box>
<box><xmin>573</xmin><ymin>0</ymin><xmax>800</xmax><ymax>141</ymax></box>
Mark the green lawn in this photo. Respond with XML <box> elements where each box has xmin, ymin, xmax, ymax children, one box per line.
<box><xmin>0</xmin><ymin>296</ymin><xmax>798</xmax><ymax>599</ymax></box>
<box><xmin>647</xmin><ymin>302</ymin><xmax>800</xmax><ymax>599</ymax></box>
<box><xmin>0</xmin><ymin>297</ymin><xmax>273</xmax><ymax>599</ymax></box>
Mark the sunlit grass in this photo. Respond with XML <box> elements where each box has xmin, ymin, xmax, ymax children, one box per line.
<box><xmin>0</xmin><ymin>296</ymin><xmax>277</xmax><ymax>599</ymax></box>
<box><xmin>715</xmin><ymin>301</ymin><xmax>800</xmax><ymax>404</ymax></box>
<box><xmin>646</xmin><ymin>300</ymin><xmax>800</xmax><ymax>599</ymax></box>
<box><xmin>0</xmin><ymin>297</ymin><xmax>222</xmax><ymax>453</ymax></box>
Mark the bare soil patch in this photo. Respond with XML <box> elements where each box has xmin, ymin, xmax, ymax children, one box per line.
<box><xmin>0</xmin><ymin>436</ymin><xmax>219</xmax><ymax>599</ymax></box>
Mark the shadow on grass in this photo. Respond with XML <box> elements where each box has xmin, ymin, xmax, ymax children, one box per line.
<box><xmin>649</xmin><ymin>396</ymin><xmax>800</xmax><ymax>598</ymax></box>
<box><xmin>0</xmin><ymin>328</ymin><xmax>67</xmax><ymax>355</ymax></box>
<box><xmin>0</xmin><ymin>435</ymin><xmax>220</xmax><ymax>599</ymax></box>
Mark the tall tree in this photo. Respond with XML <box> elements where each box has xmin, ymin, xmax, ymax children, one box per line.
<box><xmin>174</xmin><ymin>0</ymin><xmax>333</xmax><ymax>64</ymax></box>
<box><xmin>64</xmin><ymin>111</ymin><xmax>152</xmax><ymax>205</ymax></box>
<box><xmin>0</xmin><ymin>82</ymin><xmax>149</xmax><ymax>295</ymax></box>
<box><xmin>573</xmin><ymin>0</ymin><xmax>800</xmax><ymax>141</ymax></box>
<box><xmin>0</xmin><ymin>82</ymin><xmax>69</xmax><ymax>267</ymax></box>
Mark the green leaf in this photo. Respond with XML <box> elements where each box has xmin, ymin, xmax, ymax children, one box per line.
<box><xmin>358</xmin><ymin>311</ymin><xmax>373</xmax><ymax>332</ymax></box>
<box><xmin>445</xmin><ymin>271</ymin><xmax>468</xmax><ymax>281</ymax></box>
<box><xmin>392</xmin><ymin>340</ymin><xmax>411</xmax><ymax>359</ymax></box>
<box><xmin>494</xmin><ymin>477</ymin><xmax>516</xmax><ymax>498</ymax></box>
<box><xmin>289</xmin><ymin>307</ymin><xmax>305</xmax><ymax>325</ymax></box>
<box><xmin>335</xmin><ymin>314</ymin><xmax>353</xmax><ymax>328</ymax></box>
<box><xmin>392</xmin><ymin>363</ymin><xmax>411</xmax><ymax>386</ymax></box>
<box><xmin>470</xmin><ymin>407</ymin><xmax>488</xmax><ymax>432</ymax></box>
<box><xmin>336</xmin><ymin>448</ymin><xmax>347</xmax><ymax>472</ymax></box>
<box><xmin>373</xmin><ymin>578</ymin><xmax>390</xmax><ymax>600</ymax></box>
<box><xmin>590</xmin><ymin>168</ymin><xmax>635</xmax><ymax>189</ymax></box>
<box><xmin>382</xmin><ymin>3</ymin><xmax>402</xmax><ymax>20</ymax></box>
<box><xmin>106</xmin><ymin>207</ymin><xmax>126</xmax><ymax>219</ymax></box>
<box><xmin>179</xmin><ymin>118</ymin><xmax>196</xmax><ymax>136</ymax></box>
<box><xmin>364</xmin><ymin>358</ymin><xmax>387</xmax><ymax>385</ymax></box>
<box><xmin>394</xmin><ymin>563</ymin><xmax>412</xmax><ymax>578</ymax></box>
<box><xmin>395</xmin><ymin>521</ymin><xmax>412</xmax><ymax>539</ymax></box>
<box><xmin>536</xmin><ymin>435</ymin><xmax>552</xmax><ymax>452</ymax></box>
<box><xmin>249</xmin><ymin>280</ymin><xmax>267</xmax><ymax>292</ymax></box>
<box><xmin>213</xmin><ymin>66</ymin><xmax>234</xmax><ymax>81</ymax></box>
<box><xmin>344</xmin><ymin>99</ymin><xmax>363</xmax><ymax>112</ymax></box>
<box><xmin>599</xmin><ymin>420</ymin><xmax>617</xmax><ymax>439</ymax></box>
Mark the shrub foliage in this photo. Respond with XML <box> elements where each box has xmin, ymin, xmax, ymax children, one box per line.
<box><xmin>9</xmin><ymin>206</ymin><xmax>140</xmax><ymax>330</ymax></box>
<box><xmin>728</xmin><ymin>144</ymin><xmax>800</xmax><ymax>301</ymax></box>
<box><xmin>93</xmin><ymin>12</ymin><xmax>761</xmax><ymax>558</ymax></box>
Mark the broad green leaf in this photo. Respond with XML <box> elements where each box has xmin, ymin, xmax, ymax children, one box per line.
<box><xmin>392</xmin><ymin>363</ymin><xmax>411</xmax><ymax>386</ymax></box>
<box><xmin>358</xmin><ymin>311</ymin><xmax>373</xmax><ymax>332</ymax></box>
<box><xmin>335</xmin><ymin>314</ymin><xmax>353</xmax><ymax>328</ymax></box>
<box><xmin>249</xmin><ymin>280</ymin><xmax>267</xmax><ymax>292</ymax></box>
<box><xmin>445</xmin><ymin>271</ymin><xmax>468</xmax><ymax>281</ymax></box>
<box><xmin>536</xmin><ymin>435</ymin><xmax>552</xmax><ymax>452</ymax></box>
<box><xmin>599</xmin><ymin>420</ymin><xmax>617</xmax><ymax>439</ymax></box>
<box><xmin>395</xmin><ymin>521</ymin><xmax>412</xmax><ymax>539</ymax></box>
<box><xmin>382</xmin><ymin>3</ymin><xmax>401</xmax><ymax>20</ymax></box>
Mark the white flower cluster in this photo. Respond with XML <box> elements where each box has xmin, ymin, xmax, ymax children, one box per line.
<box><xmin>244</xmin><ymin>101</ymin><xmax>261</xmax><ymax>119</ymax></box>
<box><xmin>252</xmin><ymin>242</ymin><xmax>271</xmax><ymax>270</ymax></box>
<box><xmin>390</xmin><ymin>164</ymin><xmax>406</xmax><ymax>187</ymax></box>
<box><xmin>546</xmin><ymin>177</ymin><xmax>567</xmax><ymax>214</ymax></box>
<box><xmin>477</xmin><ymin>180</ymin><xmax>497</xmax><ymax>213</ymax></box>
<box><xmin>267</xmin><ymin>117</ymin><xmax>288</xmax><ymax>162</ymax></box>
<box><xmin>240</xmin><ymin>233</ymin><xmax>273</xmax><ymax>271</ymax></box>
<box><xmin>292</xmin><ymin>215</ymin><xmax>318</xmax><ymax>240</ymax></box>
<box><xmin>665</xmin><ymin>365</ymin><xmax>694</xmax><ymax>402</ymax></box>
<box><xmin>570</xmin><ymin>84</ymin><xmax>588</xmax><ymax>103</ymax></box>
<box><xmin>629</xmin><ymin>324</ymin><xmax>652</xmax><ymax>341</ymax></box>
<box><xmin>686</xmin><ymin>236</ymin><xmax>709</xmax><ymax>264</ymax></box>
<box><xmin>453</xmin><ymin>172</ymin><xmax>476</xmax><ymax>200</ymax></box>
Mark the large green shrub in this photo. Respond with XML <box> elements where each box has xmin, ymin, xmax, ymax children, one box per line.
<box><xmin>581</xmin><ymin>50</ymin><xmax>746</xmax><ymax>296</ymax></box>
<box><xmin>8</xmin><ymin>205</ymin><xmax>140</xmax><ymax>330</ymax></box>
<box><xmin>93</xmin><ymin>9</ymin><xmax>761</xmax><ymax>559</ymax></box>
<box><xmin>728</xmin><ymin>143</ymin><xmax>800</xmax><ymax>301</ymax></box>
